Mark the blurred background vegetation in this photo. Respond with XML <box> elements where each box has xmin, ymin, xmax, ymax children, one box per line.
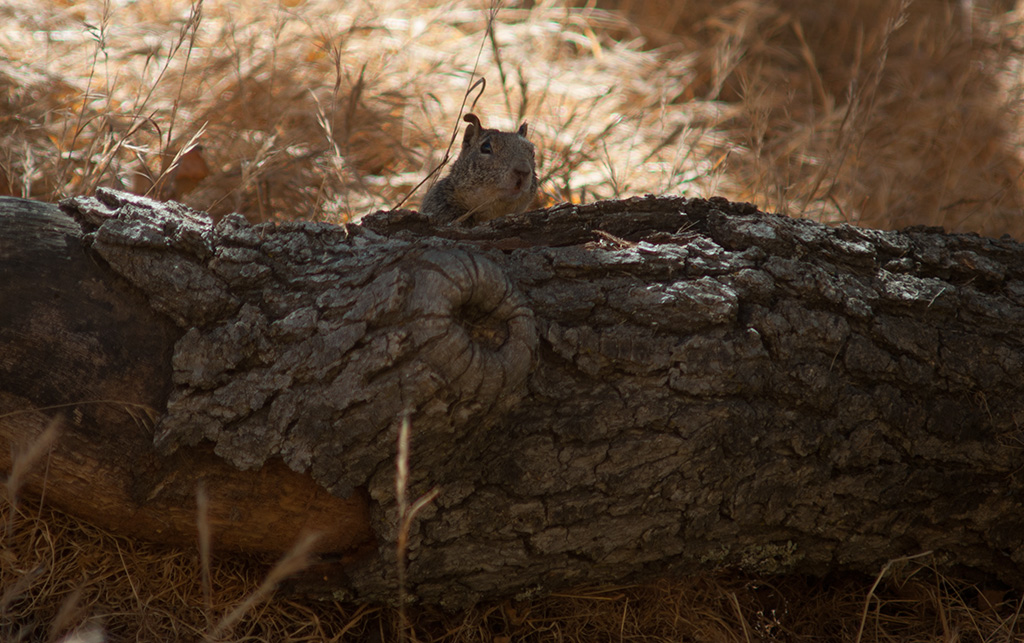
<box><xmin>4</xmin><ymin>0</ymin><xmax>1024</xmax><ymax>237</ymax></box>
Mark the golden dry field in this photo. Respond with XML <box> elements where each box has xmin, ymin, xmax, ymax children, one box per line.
<box><xmin>3</xmin><ymin>0</ymin><xmax>1024</xmax><ymax>236</ymax></box>
<box><xmin>4</xmin><ymin>0</ymin><xmax>1024</xmax><ymax>640</ymax></box>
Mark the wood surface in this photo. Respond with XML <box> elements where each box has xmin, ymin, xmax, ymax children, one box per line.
<box><xmin>2</xmin><ymin>189</ymin><xmax>1024</xmax><ymax>605</ymax></box>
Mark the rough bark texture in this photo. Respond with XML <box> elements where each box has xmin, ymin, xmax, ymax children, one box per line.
<box><xmin>3</xmin><ymin>188</ymin><xmax>1024</xmax><ymax>607</ymax></box>
<box><xmin>0</xmin><ymin>196</ymin><xmax>372</xmax><ymax>554</ymax></box>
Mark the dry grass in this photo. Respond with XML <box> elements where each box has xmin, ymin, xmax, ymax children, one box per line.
<box><xmin>4</xmin><ymin>0</ymin><xmax>1024</xmax><ymax>235</ymax></box>
<box><xmin>3</xmin><ymin>490</ymin><xmax>1024</xmax><ymax>642</ymax></box>
<box><xmin>6</xmin><ymin>0</ymin><xmax>1024</xmax><ymax>640</ymax></box>
<box><xmin>0</xmin><ymin>496</ymin><xmax>381</xmax><ymax>642</ymax></box>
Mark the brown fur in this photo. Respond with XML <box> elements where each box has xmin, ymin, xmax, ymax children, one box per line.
<box><xmin>421</xmin><ymin>113</ymin><xmax>538</xmax><ymax>224</ymax></box>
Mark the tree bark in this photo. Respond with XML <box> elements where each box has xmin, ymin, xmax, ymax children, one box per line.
<box><xmin>2</xmin><ymin>188</ymin><xmax>1024</xmax><ymax>607</ymax></box>
<box><xmin>0</xmin><ymin>196</ymin><xmax>372</xmax><ymax>555</ymax></box>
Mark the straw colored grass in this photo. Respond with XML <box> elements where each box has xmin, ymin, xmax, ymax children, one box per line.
<box><xmin>5</xmin><ymin>0</ymin><xmax>1024</xmax><ymax>640</ymax></box>
<box><xmin>5</xmin><ymin>0</ymin><xmax>1023</xmax><ymax>236</ymax></box>
<box><xmin>3</xmin><ymin>490</ymin><xmax>1024</xmax><ymax>641</ymax></box>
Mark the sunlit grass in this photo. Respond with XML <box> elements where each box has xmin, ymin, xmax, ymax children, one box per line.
<box><xmin>3</xmin><ymin>0</ymin><xmax>1022</xmax><ymax>236</ymax></box>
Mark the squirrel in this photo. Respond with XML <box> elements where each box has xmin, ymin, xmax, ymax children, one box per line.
<box><xmin>420</xmin><ymin>113</ymin><xmax>538</xmax><ymax>225</ymax></box>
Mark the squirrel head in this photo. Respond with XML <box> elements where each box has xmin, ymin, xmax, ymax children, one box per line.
<box><xmin>452</xmin><ymin>113</ymin><xmax>536</xmax><ymax>221</ymax></box>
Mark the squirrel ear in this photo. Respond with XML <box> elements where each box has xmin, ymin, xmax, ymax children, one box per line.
<box><xmin>462</xmin><ymin>113</ymin><xmax>483</xmax><ymax>148</ymax></box>
<box><xmin>517</xmin><ymin>122</ymin><xmax>529</xmax><ymax>137</ymax></box>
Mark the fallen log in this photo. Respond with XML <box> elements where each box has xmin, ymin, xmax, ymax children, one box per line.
<box><xmin>1</xmin><ymin>188</ymin><xmax>1023</xmax><ymax>606</ymax></box>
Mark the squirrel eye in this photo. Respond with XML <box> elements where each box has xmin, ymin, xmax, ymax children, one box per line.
<box><xmin>480</xmin><ymin>140</ymin><xmax>492</xmax><ymax>154</ymax></box>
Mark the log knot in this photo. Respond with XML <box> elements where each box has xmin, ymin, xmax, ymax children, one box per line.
<box><xmin>406</xmin><ymin>248</ymin><xmax>538</xmax><ymax>412</ymax></box>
